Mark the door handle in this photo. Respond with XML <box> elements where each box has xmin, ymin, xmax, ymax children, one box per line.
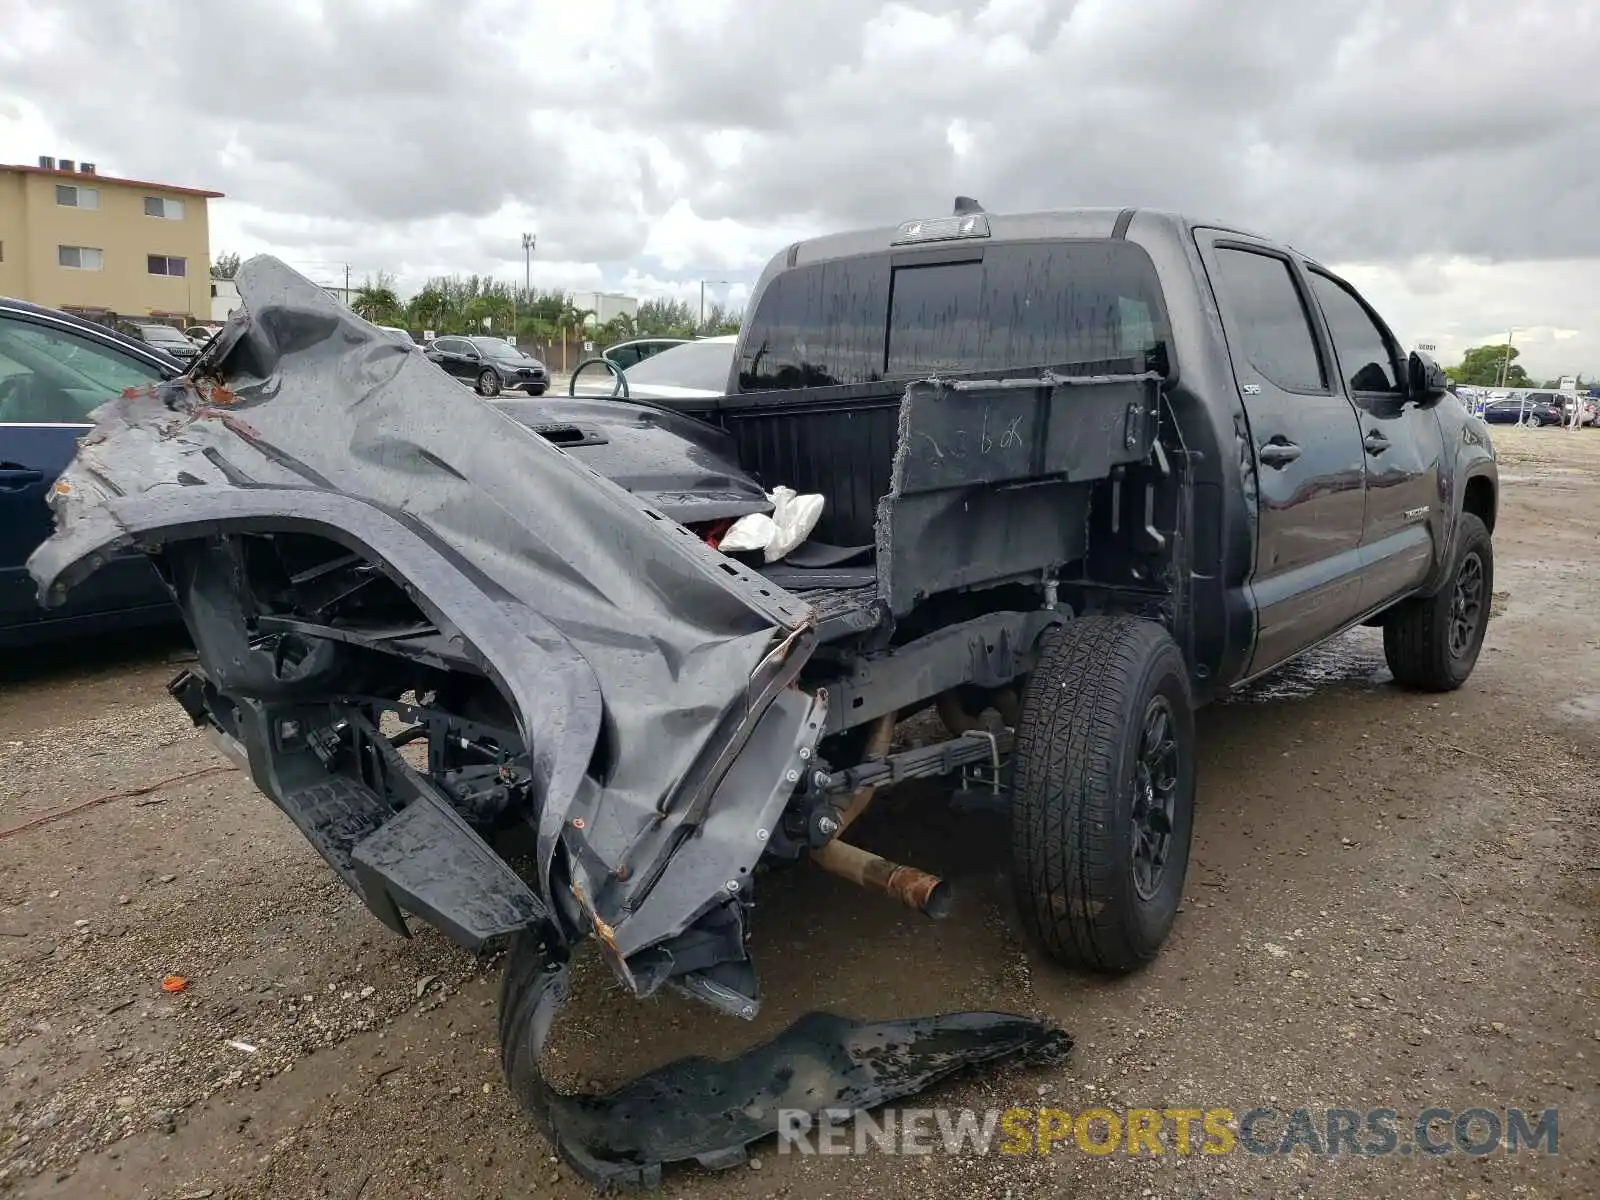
<box><xmin>0</xmin><ymin>465</ymin><xmax>45</xmax><ymax>491</ymax></box>
<box><xmin>1257</xmin><ymin>440</ymin><xmax>1302</xmax><ymax>467</ymax></box>
<box><xmin>1364</xmin><ymin>429</ymin><xmax>1391</xmax><ymax>454</ymax></box>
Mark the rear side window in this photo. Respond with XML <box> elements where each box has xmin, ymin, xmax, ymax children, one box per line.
<box><xmin>1306</xmin><ymin>270</ymin><xmax>1401</xmax><ymax>394</ymax></box>
<box><xmin>1209</xmin><ymin>248</ymin><xmax>1326</xmax><ymax>393</ymax></box>
<box><xmin>738</xmin><ymin>255</ymin><xmax>888</xmax><ymax>390</ymax></box>
<box><xmin>737</xmin><ymin>240</ymin><xmax>1168</xmax><ymax>391</ymax></box>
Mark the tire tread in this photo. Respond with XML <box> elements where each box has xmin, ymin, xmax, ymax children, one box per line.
<box><xmin>1383</xmin><ymin>513</ymin><xmax>1493</xmax><ymax>692</ymax></box>
<box><xmin>1010</xmin><ymin>615</ymin><xmax>1192</xmax><ymax>974</ymax></box>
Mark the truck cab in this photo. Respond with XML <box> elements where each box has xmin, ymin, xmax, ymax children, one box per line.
<box><xmin>714</xmin><ymin>205</ymin><xmax>1497</xmax><ymax>697</ymax></box>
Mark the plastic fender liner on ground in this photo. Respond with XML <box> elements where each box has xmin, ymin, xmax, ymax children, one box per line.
<box><xmin>499</xmin><ymin>933</ymin><xmax>1072</xmax><ymax>1190</ymax></box>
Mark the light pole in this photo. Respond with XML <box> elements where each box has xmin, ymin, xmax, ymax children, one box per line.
<box><xmin>522</xmin><ymin>232</ymin><xmax>536</xmax><ymax>293</ymax></box>
<box><xmin>1496</xmin><ymin>328</ymin><xmax>1541</xmax><ymax>427</ymax></box>
<box><xmin>1497</xmin><ymin>328</ymin><xmax>1518</xmax><ymax>389</ymax></box>
<box><xmin>700</xmin><ymin>279</ymin><xmax>732</xmax><ymax>330</ymax></box>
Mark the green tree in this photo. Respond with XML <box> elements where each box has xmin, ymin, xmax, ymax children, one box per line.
<box><xmin>699</xmin><ymin>301</ymin><xmax>742</xmax><ymax>336</ymax></box>
<box><xmin>406</xmin><ymin>283</ymin><xmax>454</xmax><ymax>334</ymax></box>
<box><xmin>635</xmin><ymin>298</ymin><xmax>697</xmax><ymax>338</ymax></box>
<box><xmin>599</xmin><ymin>311</ymin><xmax>636</xmax><ymax>343</ymax></box>
<box><xmin>351</xmin><ymin>271</ymin><xmax>403</xmax><ymax>324</ymax></box>
<box><xmin>211</xmin><ymin>251</ymin><xmax>241</xmax><ymax>280</ymax></box>
<box><xmin>464</xmin><ymin>290</ymin><xmax>514</xmax><ymax>333</ymax></box>
<box><xmin>1448</xmin><ymin>344</ymin><xmax>1530</xmax><ymax>388</ymax></box>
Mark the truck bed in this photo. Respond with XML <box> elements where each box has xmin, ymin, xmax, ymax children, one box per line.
<box><xmin>684</xmin><ymin>365</ymin><xmax>1163</xmax><ymax>620</ymax></box>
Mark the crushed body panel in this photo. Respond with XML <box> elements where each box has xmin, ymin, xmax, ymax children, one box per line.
<box><xmin>27</xmin><ymin>255</ymin><xmax>821</xmax><ymax>1000</ymax></box>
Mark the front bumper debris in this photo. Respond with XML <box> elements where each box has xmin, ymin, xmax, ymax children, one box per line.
<box><xmin>502</xmin><ymin>931</ymin><xmax>1073</xmax><ymax>1188</ymax></box>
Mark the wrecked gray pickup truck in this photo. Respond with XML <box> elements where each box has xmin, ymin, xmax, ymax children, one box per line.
<box><xmin>29</xmin><ymin>202</ymin><xmax>1495</xmax><ymax>1185</ymax></box>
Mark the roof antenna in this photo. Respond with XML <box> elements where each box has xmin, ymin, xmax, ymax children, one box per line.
<box><xmin>953</xmin><ymin>195</ymin><xmax>985</xmax><ymax>215</ymax></box>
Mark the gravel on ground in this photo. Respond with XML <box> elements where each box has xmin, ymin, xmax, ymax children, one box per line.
<box><xmin>1</xmin><ymin>426</ymin><xmax>1595</xmax><ymax>1199</ymax></box>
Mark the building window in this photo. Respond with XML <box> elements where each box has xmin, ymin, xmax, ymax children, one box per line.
<box><xmin>56</xmin><ymin>184</ymin><xmax>100</xmax><ymax>210</ymax></box>
<box><xmin>143</xmin><ymin>196</ymin><xmax>185</xmax><ymax>220</ymax></box>
<box><xmin>148</xmin><ymin>255</ymin><xmax>187</xmax><ymax>277</ymax></box>
<box><xmin>58</xmin><ymin>245</ymin><xmax>105</xmax><ymax>270</ymax></box>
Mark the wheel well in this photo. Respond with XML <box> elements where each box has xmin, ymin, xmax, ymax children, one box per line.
<box><xmin>1463</xmin><ymin>475</ymin><xmax>1496</xmax><ymax>534</ymax></box>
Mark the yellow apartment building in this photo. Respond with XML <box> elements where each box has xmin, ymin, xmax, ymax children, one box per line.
<box><xmin>0</xmin><ymin>155</ymin><xmax>223</xmax><ymax>325</ymax></box>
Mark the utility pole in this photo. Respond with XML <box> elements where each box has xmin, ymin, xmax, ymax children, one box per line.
<box><xmin>700</xmin><ymin>279</ymin><xmax>731</xmax><ymax>330</ymax></box>
<box><xmin>344</xmin><ymin>262</ymin><xmax>350</xmax><ymax>303</ymax></box>
<box><xmin>1498</xmin><ymin>329</ymin><xmax>1516</xmax><ymax>388</ymax></box>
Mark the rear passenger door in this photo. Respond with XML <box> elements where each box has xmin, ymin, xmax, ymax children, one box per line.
<box><xmin>1195</xmin><ymin>233</ymin><xmax>1369</xmax><ymax>674</ymax></box>
<box><xmin>0</xmin><ymin>312</ymin><xmax>173</xmax><ymax>632</ymax></box>
<box><xmin>431</xmin><ymin>337</ymin><xmax>470</xmax><ymax>381</ymax></box>
<box><xmin>1303</xmin><ymin>267</ymin><xmax>1443</xmax><ymax>611</ymax></box>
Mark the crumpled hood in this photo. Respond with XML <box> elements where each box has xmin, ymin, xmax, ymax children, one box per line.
<box><xmin>28</xmin><ymin>256</ymin><xmax>819</xmax><ymax>975</ymax></box>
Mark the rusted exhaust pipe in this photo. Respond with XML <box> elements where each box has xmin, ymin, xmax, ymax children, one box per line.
<box><xmin>811</xmin><ymin>838</ymin><xmax>952</xmax><ymax>918</ymax></box>
<box><xmin>810</xmin><ymin>712</ymin><xmax>948</xmax><ymax>917</ymax></box>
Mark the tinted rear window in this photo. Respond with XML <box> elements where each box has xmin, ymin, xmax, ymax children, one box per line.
<box><xmin>737</xmin><ymin>240</ymin><xmax>1168</xmax><ymax>392</ymax></box>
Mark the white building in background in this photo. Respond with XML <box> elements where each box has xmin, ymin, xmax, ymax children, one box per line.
<box><xmin>569</xmin><ymin>291</ymin><xmax>637</xmax><ymax>326</ymax></box>
<box><xmin>210</xmin><ymin>276</ymin><xmax>240</xmax><ymax>322</ymax></box>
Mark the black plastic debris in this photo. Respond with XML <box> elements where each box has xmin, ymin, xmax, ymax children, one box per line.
<box><xmin>501</xmin><ymin>938</ymin><xmax>1072</xmax><ymax>1189</ymax></box>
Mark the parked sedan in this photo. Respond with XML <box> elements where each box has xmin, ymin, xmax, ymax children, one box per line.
<box><xmin>120</xmin><ymin>320</ymin><xmax>201</xmax><ymax>365</ymax></box>
<box><xmin>424</xmin><ymin>335</ymin><xmax>549</xmax><ymax>396</ymax></box>
<box><xmin>599</xmin><ymin>337</ymin><xmax>688</xmax><ymax>371</ymax></box>
<box><xmin>1</xmin><ymin>298</ymin><xmax>184</xmax><ymax>645</ymax></box>
<box><xmin>1481</xmin><ymin>396</ymin><xmax>1566</xmax><ymax>427</ymax></box>
<box><xmin>377</xmin><ymin>325</ymin><xmax>421</xmax><ymax>350</ymax></box>
<box><xmin>567</xmin><ymin>335</ymin><xmax>736</xmax><ymax>402</ymax></box>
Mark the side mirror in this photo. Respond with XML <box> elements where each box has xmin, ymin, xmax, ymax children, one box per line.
<box><xmin>1407</xmin><ymin>350</ymin><xmax>1449</xmax><ymax>402</ymax></box>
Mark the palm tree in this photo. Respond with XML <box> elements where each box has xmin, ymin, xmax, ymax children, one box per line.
<box><xmin>600</xmin><ymin>311</ymin><xmax>636</xmax><ymax>343</ymax></box>
<box><xmin>464</xmin><ymin>292</ymin><xmax>514</xmax><ymax>336</ymax></box>
<box><xmin>351</xmin><ymin>284</ymin><xmax>402</xmax><ymax>325</ymax></box>
<box><xmin>406</xmin><ymin>286</ymin><xmax>451</xmax><ymax>335</ymax></box>
<box><xmin>554</xmin><ymin>302</ymin><xmax>596</xmax><ymax>373</ymax></box>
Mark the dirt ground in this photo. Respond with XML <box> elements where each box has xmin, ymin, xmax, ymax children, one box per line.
<box><xmin>1</xmin><ymin>426</ymin><xmax>1596</xmax><ymax>1199</ymax></box>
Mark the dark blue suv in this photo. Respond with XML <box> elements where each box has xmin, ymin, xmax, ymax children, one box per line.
<box><xmin>0</xmin><ymin>298</ymin><xmax>185</xmax><ymax>646</ymax></box>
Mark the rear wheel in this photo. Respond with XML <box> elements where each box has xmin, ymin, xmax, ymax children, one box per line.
<box><xmin>1527</xmin><ymin>413</ymin><xmax>1542</xmax><ymax>428</ymax></box>
<box><xmin>477</xmin><ymin>370</ymin><xmax>501</xmax><ymax>397</ymax></box>
<box><xmin>1010</xmin><ymin>616</ymin><xmax>1196</xmax><ymax>974</ymax></box>
<box><xmin>1382</xmin><ymin>513</ymin><xmax>1492</xmax><ymax>692</ymax></box>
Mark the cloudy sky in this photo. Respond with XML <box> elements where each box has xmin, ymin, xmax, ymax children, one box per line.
<box><xmin>2</xmin><ymin>0</ymin><xmax>1597</xmax><ymax>376</ymax></box>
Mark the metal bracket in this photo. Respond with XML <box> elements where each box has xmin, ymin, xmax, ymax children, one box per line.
<box><xmin>950</xmin><ymin>729</ymin><xmax>1011</xmax><ymax>813</ymax></box>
